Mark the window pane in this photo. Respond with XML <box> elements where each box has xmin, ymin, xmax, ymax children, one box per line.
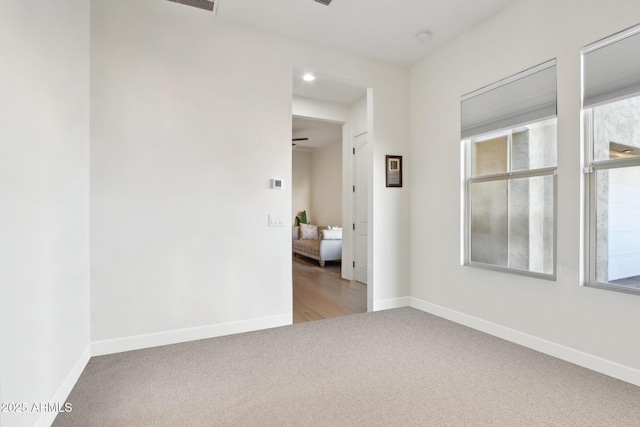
<box><xmin>515</xmin><ymin>175</ymin><xmax>555</xmax><ymax>275</ymax></box>
<box><xmin>511</xmin><ymin>118</ymin><xmax>557</xmax><ymax>172</ymax></box>
<box><xmin>595</xmin><ymin>166</ymin><xmax>640</xmax><ymax>289</ymax></box>
<box><xmin>593</xmin><ymin>95</ymin><xmax>640</xmax><ymax>161</ymax></box>
<box><xmin>472</xmin><ymin>135</ymin><xmax>507</xmax><ymax>177</ymax></box>
<box><xmin>471</xmin><ymin>176</ymin><xmax>554</xmax><ymax>274</ymax></box>
<box><xmin>471</xmin><ymin>180</ymin><xmax>508</xmax><ymax>266</ymax></box>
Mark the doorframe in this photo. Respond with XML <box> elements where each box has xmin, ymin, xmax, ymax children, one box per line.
<box><xmin>291</xmin><ymin>92</ymin><xmax>373</xmax><ymax>312</ymax></box>
<box><xmin>333</xmin><ymin>93</ymin><xmax>373</xmax><ymax>312</ymax></box>
<box><xmin>352</xmin><ymin>131</ymin><xmax>369</xmax><ymax>287</ymax></box>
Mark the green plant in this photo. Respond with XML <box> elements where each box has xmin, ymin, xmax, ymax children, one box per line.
<box><xmin>295</xmin><ymin>210</ymin><xmax>307</xmax><ymax>226</ymax></box>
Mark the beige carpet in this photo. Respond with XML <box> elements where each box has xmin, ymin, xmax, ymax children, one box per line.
<box><xmin>54</xmin><ymin>308</ymin><xmax>640</xmax><ymax>426</ymax></box>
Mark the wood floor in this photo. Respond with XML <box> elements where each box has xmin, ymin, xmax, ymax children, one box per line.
<box><xmin>293</xmin><ymin>255</ymin><xmax>367</xmax><ymax>323</ymax></box>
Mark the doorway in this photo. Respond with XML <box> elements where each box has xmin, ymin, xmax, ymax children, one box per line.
<box><xmin>291</xmin><ymin>68</ymin><xmax>370</xmax><ymax>322</ymax></box>
<box><xmin>292</xmin><ymin>116</ymin><xmax>365</xmax><ymax>323</ymax></box>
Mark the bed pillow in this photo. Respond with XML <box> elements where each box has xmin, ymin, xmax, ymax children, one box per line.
<box><xmin>300</xmin><ymin>224</ymin><xmax>318</xmax><ymax>240</ymax></box>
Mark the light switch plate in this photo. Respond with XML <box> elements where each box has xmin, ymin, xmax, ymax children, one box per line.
<box><xmin>268</xmin><ymin>214</ymin><xmax>284</xmax><ymax>227</ymax></box>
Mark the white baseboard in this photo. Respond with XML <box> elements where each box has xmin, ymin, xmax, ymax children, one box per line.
<box><xmin>373</xmin><ymin>296</ymin><xmax>411</xmax><ymax>311</ymax></box>
<box><xmin>35</xmin><ymin>344</ymin><xmax>91</xmax><ymax>427</ymax></box>
<box><xmin>409</xmin><ymin>297</ymin><xmax>640</xmax><ymax>387</ymax></box>
<box><xmin>92</xmin><ymin>314</ymin><xmax>292</xmax><ymax>356</ymax></box>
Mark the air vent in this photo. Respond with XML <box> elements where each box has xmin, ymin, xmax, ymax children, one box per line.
<box><xmin>167</xmin><ymin>0</ymin><xmax>217</xmax><ymax>13</ymax></box>
<box><xmin>314</xmin><ymin>0</ymin><xmax>333</xmax><ymax>5</ymax></box>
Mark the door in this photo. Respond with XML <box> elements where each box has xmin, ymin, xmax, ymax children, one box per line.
<box><xmin>354</xmin><ymin>133</ymin><xmax>369</xmax><ymax>284</ymax></box>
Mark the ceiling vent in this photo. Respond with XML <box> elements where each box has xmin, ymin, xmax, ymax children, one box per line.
<box><xmin>167</xmin><ymin>0</ymin><xmax>218</xmax><ymax>13</ymax></box>
<box><xmin>314</xmin><ymin>0</ymin><xmax>333</xmax><ymax>5</ymax></box>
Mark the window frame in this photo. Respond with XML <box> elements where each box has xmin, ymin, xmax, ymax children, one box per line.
<box><xmin>583</xmin><ymin>106</ymin><xmax>640</xmax><ymax>295</ymax></box>
<box><xmin>463</xmin><ymin>121</ymin><xmax>558</xmax><ymax>280</ymax></box>
<box><xmin>582</xmin><ymin>22</ymin><xmax>640</xmax><ymax>295</ymax></box>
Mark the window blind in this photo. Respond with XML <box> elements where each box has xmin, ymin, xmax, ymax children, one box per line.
<box><xmin>461</xmin><ymin>60</ymin><xmax>557</xmax><ymax>140</ymax></box>
<box><xmin>583</xmin><ymin>24</ymin><xmax>640</xmax><ymax>108</ymax></box>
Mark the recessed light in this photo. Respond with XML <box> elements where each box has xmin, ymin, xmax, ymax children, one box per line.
<box><xmin>416</xmin><ymin>30</ymin><xmax>432</xmax><ymax>42</ymax></box>
<box><xmin>303</xmin><ymin>73</ymin><xmax>316</xmax><ymax>82</ymax></box>
<box><xmin>623</xmin><ymin>149</ymin><xmax>633</xmax><ymax>153</ymax></box>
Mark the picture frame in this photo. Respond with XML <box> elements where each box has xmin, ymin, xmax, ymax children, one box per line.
<box><xmin>385</xmin><ymin>155</ymin><xmax>403</xmax><ymax>187</ymax></box>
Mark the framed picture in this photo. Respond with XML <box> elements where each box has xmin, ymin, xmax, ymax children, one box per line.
<box><xmin>385</xmin><ymin>155</ymin><xmax>403</xmax><ymax>187</ymax></box>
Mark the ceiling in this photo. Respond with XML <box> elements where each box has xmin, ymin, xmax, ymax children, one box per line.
<box><xmin>292</xmin><ymin>68</ymin><xmax>366</xmax><ymax>105</ymax></box>
<box><xmin>215</xmin><ymin>0</ymin><xmax>518</xmax><ymax>66</ymax></box>
<box><xmin>292</xmin><ymin>116</ymin><xmax>343</xmax><ymax>151</ymax></box>
<box><xmin>209</xmin><ymin>0</ymin><xmax>519</xmax><ymax>148</ymax></box>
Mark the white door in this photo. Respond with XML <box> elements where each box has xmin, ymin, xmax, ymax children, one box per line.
<box><xmin>354</xmin><ymin>133</ymin><xmax>369</xmax><ymax>284</ymax></box>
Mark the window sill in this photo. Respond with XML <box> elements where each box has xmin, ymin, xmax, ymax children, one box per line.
<box><xmin>465</xmin><ymin>261</ymin><xmax>556</xmax><ymax>281</ymax></box>
<box><xmin>584</xmin><ymin>282</ymin><xmax>640</xmax><ymax>296</ymax></box>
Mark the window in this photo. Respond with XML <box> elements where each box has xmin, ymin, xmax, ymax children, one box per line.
<box><xmin>462</xmin><ymin>60</ymin><xmax>557</xmax><ymax>279</ymax></box>
<box><xmin>583</xmin><ymin>24</ymin><xmax>640</xmax><ymax>294</ymax></box>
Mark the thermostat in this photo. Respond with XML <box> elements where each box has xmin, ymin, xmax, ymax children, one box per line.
<box><xmin>271</xmin><ymin>179</ymin><xmax>283</xmax><ymax>189</ymax></box>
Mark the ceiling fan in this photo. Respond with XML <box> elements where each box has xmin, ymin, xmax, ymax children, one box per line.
<box><xmin>292</xmin><ymin>137</ymin><xmax>309</xmax><ymax>146</ymax></box>
<box><xmin>167</xmin><ymin>0</ymin><xmax>218</xmax><ymax>13</ymax></box>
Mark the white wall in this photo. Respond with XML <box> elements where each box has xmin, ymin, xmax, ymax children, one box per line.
<box><xmin>350</xmin><ymin>96</ymin><xmax>368</xmax><ymax>136</ymax></box>
<box><xmin>292</xmin><ymin>151</ymin><xmax>312</xmax><ymax>224</ymax></box>
<box><xmin>311</xmin><ymin>143</ymin><xmax>343</xmax><ymax>227</ymax></box>
<box><xmin>371</xmin><ymin>84</ymin><xmax>410</xmax><ymax>305</ymax></box>
<box><xmin>91</xmin><ymin>0</ymin><xmax>409</xmax><ymax>349</ymax></box>
<box><xmin>293</xmin><ymin>97</ymin><xmax>350</xmax><ymax>123</ymax></box>
<box><xmin>0</xmin><ymin>1</ymin><xmax>91</xmax><ymax>426</ymax></box>
<box><xmin>292</xmin><ymin>143</ymin><xmax>342</xmax><ymax>228</ymax></box>
<box><xmin>410</xmin><ymin>0</ymin><xmax>640</xmax><ymax>376</ymax></box>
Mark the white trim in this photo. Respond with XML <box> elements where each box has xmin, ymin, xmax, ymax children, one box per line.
<box><xmin>461</xmin><ymin>59</ymin><xmax>557</xmax><ymax>101</ymax></box>
<box><xmin>373</xmin><ymin>296</ymin><xmax>411</xmax><ymax>311</ymax></box>
<box><xmin>581</xmin><ymin>22</ymin><xmax>640</xmax><ymax>54</ymax></box>
<box><xmin>409</xmin><ymin>297</ymin><xmax>640</xmax><ymax>387</ymax></box>
<box><xmin>35</xmin><ymin>345</ymin><xmax>91</xmax><ymax>427</ymax></box>
<box><xmin>92</xmin><ymin>314</ymin><xmax>291</xmax><ymax>356</ymax></box>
